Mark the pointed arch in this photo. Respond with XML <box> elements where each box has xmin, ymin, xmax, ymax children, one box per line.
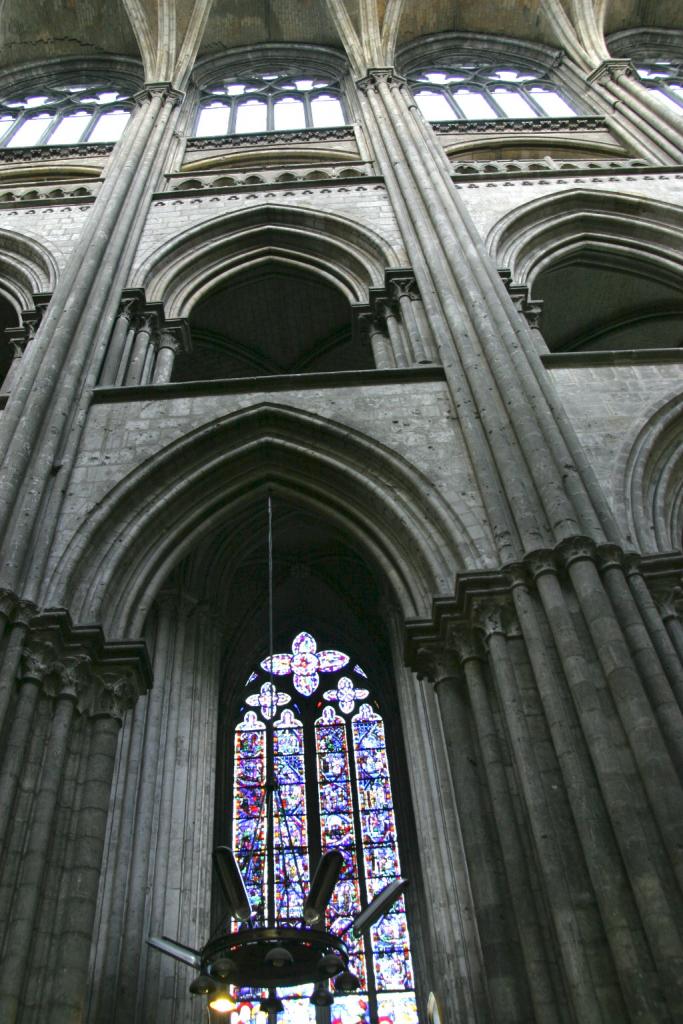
<box><xmin>46</xmin><ymin>404</ymin><xmax>482</xmax><ymax>636</ymax></box>
<box><xmin>0</xmin><ymin>226</ymin><xmax>58</xmax><ymax>311</ymax></box>
<box><xmin>134</xmin><ymin>202</ymin><xmax>399</xmax><ymax>316</ymax></box>
<box><xmin>487</xmin><ymin>187</ymin><xmax>683</xmax><ymax>287</ymax></box>
<box><xmin>612</xmin><ymin>391</ymin><xmax>683</xmax><ymax>553</ymax></box>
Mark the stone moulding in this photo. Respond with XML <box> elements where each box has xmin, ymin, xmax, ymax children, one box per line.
<box><xmin>433</xmin><ymin>116</ymin><xmax>607</xmax><ymax>134</ymax></box>
<box><xmin>0</xmin><ymin>141</ymin><xmax>115</xmax><ymax>162</ymax></box>
<box><xmin>403</xmin><ymin>545</ymin><xmax>683</xmax><ymax>670</ymax></box>
<box><xmin>185</xmin><ymin>125</ymin><xmax>357</xmax><ymax>150</ymax></box>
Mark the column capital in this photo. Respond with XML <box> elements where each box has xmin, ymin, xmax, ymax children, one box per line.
<box><xmin>134</xmin><ymin>82</ymin><xmax>185</xmax><ymax>106</ymax></box>
<box><xmin>472</xmin><ymin>598</ymin><xmax>518</xmax><ymax>643</ymax></box>
<box><xmin>586</xmin><ymin>58</ymin><xmax>636</xmax><ymax>86</ymax></box>
<box><xmin>415</xmin><ymin>642</ymin><xmax>460</xmax><ymax>685</ymax></box>
<box><xmin>89</xmin><ymin>666</ymin><xmax>140</xmax><ymax>721</ymax></box>
<box><xmin>357</xmin><ymin>68</ymin><xmax>406</xmax><ymax>93</ymax></box>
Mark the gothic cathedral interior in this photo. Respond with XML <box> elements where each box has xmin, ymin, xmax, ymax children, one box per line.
<box><xmin>0</xmin><ymin>2</ymin><xmax>682</xmax><ymax>1023</ymax></box>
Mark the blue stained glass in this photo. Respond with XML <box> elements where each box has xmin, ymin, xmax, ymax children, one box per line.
<box><xmin>352</xmin><ymin>705</ymin><xmax>415</xmax><ymax>992</ymax></box>
<box><xmin>233</xmin><ymin>711</ymin><xmax>267</xmax><ymax>923</ymax></box>
<box><xmin>274</xmin><ymin>709</ymin><xmax>309</xmax><ymax>924</ymax></box>
<box><xmin>316</xmin><ymin>705</ymin><xmax>366</xmax><ymax>987</ymax></box>
<box><xmin>233</xmin><ymin>635</ymin><xmax>418</xmax><ymax>1024</ymax></box>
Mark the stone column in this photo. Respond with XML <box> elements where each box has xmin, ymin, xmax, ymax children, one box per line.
<box><xmin>379</xmin><ymin>299</ymin><xmax>409</xmax><ymax>368</ymax></box>
<box><xmin>99</xmin><ymin>296</ymin><xmax>139</xmax><ymax>386</ymax></box>
<box><xmin>389</xmin><ymin>276</ymin><xmax>431</xmax><ymax>364</ymax></box>
<box><xmin>359</xmin><ymin>311</ymin><xmax>394</xmax><ymax>369</ymax></box>
<box><xmin>586</xmin><ymin>60</ymin><xmax>683</xmax><ymax>165</ymax></box>
<box><xmin>421</xmin><ymin>643</ymin><xmax>532</xmax><ymax>1022</ymax></box>
<box><xmin>87</xmin><ymin>589</ymin><xmax>220</xmax><ymax>1024</ymax></box>
<box><xmin>152</xmin><ymin>330</ymin><xmax>181</xmax><ymax>384</ymax></box>
<box><xmin>50</xmin><ymin>670</ymin><xmax>138</xmax><ymax>1024</ymax></box>
<box><xmin>0</xmin><ymin>654</ymin><xmax>88</xmax><ymax>1023</ymax></box>
<box><xmin>0</xmin><ymin>329</ymin><xmax>28</xmax><ymax>396</ymax></box>
<box><xmin>124</xmin><ymin>313</ymin><xmax>158</xmax><ymax>386</ymax></box>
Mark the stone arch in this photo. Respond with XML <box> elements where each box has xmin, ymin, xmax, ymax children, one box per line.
<box><xmin>0</xmin><ymin>226</ymin><xmax>58</xmax><ymax>312</ymax></box>
<box><xmin>487</xmin><ymin>187</ymin><xmax>683</xmax><ymax>286</ymax></box>
<box><xmin>46</xmin><ymin>403</ymin><xmax>481</xmax><ymax>637</ymax></box>
<box><xmin>134</xmin><ymin>203</ymin><xmax>396</xmax><ymax>316</ymax></box>
<box><xmin>612</xmin><ymin>391</ymin><xmax>683</xmax><ymax>553</ymax></box>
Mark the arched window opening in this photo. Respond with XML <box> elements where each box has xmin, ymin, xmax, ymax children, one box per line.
<box><xmin>0</xmin><ymin>83</ymin><xmax>133</xmax><ymax>148</ymax></box>
<box><xmin>531</xmin><ymin>249</ymin><xmax>683</xmax><ymax>353</ymax></box>
<box><xmin>409</xmin><ymin>64</ymin><xmax>577</xmax><ymax>122</ymax></box>
<box><xmin>194</xmin><ymin>72</ymin><xmax>347</xmax><ymax>137</ymax></box>
<box><xmin>635</xmin><ymin>60</ymin><xmax>683</xmax><ymax>114</ymax></box>
<box><xmin>232</xmin><ymin>630</ymin><xmax>418</xmax><ymax>1024</ymax></box>
<box><xmin>173</xmin><ymin>264</ymin><xmax>372</xmax><ymax>382</ymax></box>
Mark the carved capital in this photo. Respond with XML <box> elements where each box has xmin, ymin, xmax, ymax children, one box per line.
<box><xmin>90</xmin><ymin>667</ymin><xmax>139</xmax><ymax>720</ymax></box>
<box><xmin>414</xmin><ymin>643</ymin><xmax>458</xmax><ymax>684</ymax></box>
<box><xmin>357</xmin><ymin>68</ymin><xmax>406</xmax><ymax>93</ymax></box>
<box><xmin>587</xmin><ymin>59</ymin><xmax>636</xmax><ymax>86</ymax></box>
<box><xmin>556</xmin><ymin>536</ymin><xmax>596</xmax><ymax>570</ymax></box>
<box><xmin>48</xmin><ymin>653</ymin><xmax>92</xmax><ymax>703</ymax></box>
<box><xmin>652</xmin><ymin>584</ymin><xmax>683</xmax><ymax>623</ymax></box>
<box><xmin>525</xmin><ymin>549</ymin><xmax>557</xmax><ymax>580</ymax></box>
<box><xmin>595</xmin><ymin>543</ymin><xmax>625</xmax><ymax>573</ymax></box>
<box><xmin>20</xmin><ymin>632</ymin><xmax>58</xmax><ymax>685</ymax></box>
<box><xmin>134</xmin><ymin>82</ymin><xmax>185</xmax><ymax>107</ymax></box>
<box><xmin>389</xmin><ymin>276</ymin><xmax>419</xmax><ymax>303</ymax></box>
<box><xmin>472</xmin><ymin>598</ymin><xmax>518</xmax><ymax>644</ymax></box>
<box><xmin>446</xmin><ymin>624</ymin><xmax>483</xmax><ymax>664</ymax></box>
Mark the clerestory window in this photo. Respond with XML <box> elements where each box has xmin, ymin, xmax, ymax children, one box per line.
<box><xmin>231</xmin><ymin>630</ymin><xmax>418</xmax><ymax>1024</ymax></box>
<box><xmin>635</xmin><ymin>60</ymin><xmax>683</xmax><ymax>114</ymax></box>
<box><xmin>194</xmin><ymin>71</ymin><xmax>347</xmax><ymax>137</ymax></box>
<box><xmin>0</xmin><ymin>84</ymin><xmax>133</xmax><ymax>148</ymax></box>
<box><xmin>410</xmin><ymin>64</ymin><xmax>577</xmax><ymax>122</ymax></box>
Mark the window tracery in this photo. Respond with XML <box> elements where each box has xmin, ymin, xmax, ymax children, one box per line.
<box><xmin>194</xmin><ymin>71</ymin><xmax>347</xmax><ymax>137</ymax></box>
<box><xmin>232</xmin><ymin>631</ymin><xmax>418</xmax><ymax>1024</ymax></box>
<box><xmin>0</xmin><ymin>83</ymin><xmax>133</xmax><ymax>148</ymax></box>
<box><xmin>635</xmin><ymin>60</ymin><xmax>683</xmax><ymax>114</ymax></box>
<box><xmin>409</xmin><ymin>63</ymin><xmax>577</xmax><ymax>122</ymax></box>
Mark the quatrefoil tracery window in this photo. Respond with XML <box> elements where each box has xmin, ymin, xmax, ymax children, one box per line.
<box><xmin>0</xmin><ymin>84</ymin><xmax>133</xmax><ymax>148</ymax></box>
<box><xmin>194</xmin><ymin>71</ymin><xmax>347</xmax><ymax>137</ymax></box>
<box><xmin>232</xmin><ymin>631</ymin><xmax>418</xmax><ymax>1024</ymax></box>
<box><xmin>410</xmin><ymin>64</ymin><xmax>577</xmax><ymax>122</ymax></box>
<box><xmin>635</xmin><ymin>60</ymin><xmax>683</xmax><ymax>114</ymax></box>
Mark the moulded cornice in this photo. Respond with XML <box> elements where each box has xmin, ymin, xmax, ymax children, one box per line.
<box><xmin>192</xmin><ymin>43</ymin><xmax>349</xmax><ymax>91</ymax></box>
<box><xmin>433</xmin><ymin>116</ymin><xmax>606</xmax><ymax>134</ymax></box>
<box><xmin>396</xmin><ymin>31</ymin><xmax>564</xmax><ymax>77</ymax></box>
<box><xmin>607</xmin><ymin>27</ymin><xmax>683</xmax><ymax>64</ymax></box>
<box><xmin>0</xmin><ymin>54</ymin><xmax>144</xmax><ymax>101</ymax></box>
<box><xmin>185</xmin><ymin>125</ymin><xmax>356</xmax><ymax>152</ymax></box>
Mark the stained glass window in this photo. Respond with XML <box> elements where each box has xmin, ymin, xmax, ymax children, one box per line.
<box><xmin>409</xmin><ymin>63</ymin><xmax>577</xmax><ymax>122</ymax></box>
<box><xmin>232</xmin><ymin>632</ymin><xmax>418</xmax><ymax>1024</ymax></box>
<box><xmin>635</xmin><ymin>60</ymin><xmax>683</xmax><ymax>114</ymax></box>
<box><xmin>194</xmin><ymin>72</ymin><xmax>348</xmax><ymax>137</ymax></box>
<box><xmin>0</xmin><ymin>85</ymin><xmax>133</xmax><ymax>148</ymax></box>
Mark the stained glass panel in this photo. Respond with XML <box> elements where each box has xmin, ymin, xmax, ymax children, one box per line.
<box><xmin>233</xmin><ymin>634</ymin><xmax>418</xmax><ymax>1024</ymax></box>
<box><xmin>274</xmin><ymin>709</ymin><xmax>309</xmax><ymax>924</ymax></box>
<box><xmin>316</xmin><ymin>705</ymin><xmax>366</xmax><ymax>987</ymax></box>
<box><xmin>352</xmin><ymin>705</ymin><xmax>415</xmax><ymax>993</ymax></box>
<box><xmin>233</xmin><ymin>710</ymin><xmax>267</xmax><ymax>923</ymax></box>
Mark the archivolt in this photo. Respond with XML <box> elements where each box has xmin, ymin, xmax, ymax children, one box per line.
<box><xmin>45</xmin><ymin>404</ymin><xmax>478</xmax><ymax>636</ymax></box>
<box><xmin>487</xmin><ymin>188</ymin><xmax>683</xmax><ymax>287</ymax></box>
<box><xmin>0</xmin><ymin>227</ymin><xmax>58</xmax><ymax>311</ymax></box>
<box><xmin>613</xmin><ymin>391</ymin><xmax>683</xmax><ymax>554</ymax></box>
<box><xmin>134</xmin><ymin>203</ymin><xmax>397</xmax><ymax>316</ymax></box>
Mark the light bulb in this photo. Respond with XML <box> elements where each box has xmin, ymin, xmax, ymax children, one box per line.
<box><xmin>209</xmin><ymin>991</ymin><xmax>236</xmax><ymax>1014</ymax></box>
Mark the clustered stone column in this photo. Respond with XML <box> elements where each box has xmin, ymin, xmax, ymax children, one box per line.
<box><xmin>0</xmin><ymin>612</ymin><xmax>149</xmax><ymax>1024</ymax></box>
<box><xmin>86</xmin><ymin>586</ymin><xmax>222</xmax><ymax>1024</ymax></box>
<box><xmin>354</xmin><ymin>268</ymin><xmax>436</xmax><ymax>368</ymax></box>
<box><xmin>98</xmin><ymin>292</ymin><xmax>190</xmax><ymax>388</ymax></box>
<box><xmin>586</xmin><ymin>60</ymin><xmax>683</xmax><ymax>165</ymax></box>
<box><xmin>352</xmin><ymin>65</ymin><xmax>683</xmax><ymax>1023</ymax></box>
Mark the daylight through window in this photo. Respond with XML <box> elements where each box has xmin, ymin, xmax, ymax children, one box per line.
<box><xmin>636</xmin><ymin>60</ymin><xmax>683</xmax><ymax>113</ymax></box>
<box><xmin>0</xmin><ymin>85</ymin><xmax>133</xmax><ymax>147</ymax></box>
<box><xmin>232</xmin><ymin>631</ymin><xmax>418</xmax><ymax>1024</ymax></box>
<box><xmin>195</xmin><ymin>72</ymin><xmax>347</xmax><ymax>136</ymax></box>
<box><xmin>410</xmin><ymin>64</ymin><xmax>577</xmax><ymax>122</ymax></box>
